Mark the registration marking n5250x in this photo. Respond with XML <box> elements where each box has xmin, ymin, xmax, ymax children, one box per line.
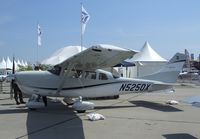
<box><xmin>119</xmin><ymin>83</ymin><xmax>151</xmax><ymax>92</ymax></box>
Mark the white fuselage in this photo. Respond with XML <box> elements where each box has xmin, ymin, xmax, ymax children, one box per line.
<box><xmin>15</xmin><ymin>69</ymin><xmax>171</xmax><ymax>98</ymax></box>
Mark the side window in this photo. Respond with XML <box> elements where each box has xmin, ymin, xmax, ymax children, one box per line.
<box><xmin>85</xmin><ymin>71</ymin><xmax>96</xmax><ymax>80</ymax></box>
<box><xmin>99</xmin><ymin>73</ymin><xmax>108</xmax><ymax>80</ymax></box>
<box><xmin>71</xmin><ymin>70</ymin><xmax>83</xmax><ymax>78</ymax></box>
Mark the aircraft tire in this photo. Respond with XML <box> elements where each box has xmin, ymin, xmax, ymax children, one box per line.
<box><xmin>77</xmin><ymin>110</ymin><xmax>86</xmax><ymax>113</ymax></box>
<box><xmin>114</xmin><ymin>95</ymin><xmax>119</xmax><ymax>99</ymax></box>
<box><xmin>67</xmin><ymin>102</ymin><xmax>74</xmax><ymax>105</ymax></box>
<box><xmin>29</xmin><ymin>108</ymin><xmax>37</xmax><ymax>111</ymax></box>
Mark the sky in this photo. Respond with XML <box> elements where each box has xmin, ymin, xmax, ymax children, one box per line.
<box><xmin>0</xmin><ymin>0</ymin><xmax>200</xmax><ymax>63</ymax></box>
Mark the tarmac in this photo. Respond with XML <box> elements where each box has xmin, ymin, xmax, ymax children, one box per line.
<box><xmin>0</xmin><ymin>83</ymin><xmax>200</xmax><ymax>139</ymax></box>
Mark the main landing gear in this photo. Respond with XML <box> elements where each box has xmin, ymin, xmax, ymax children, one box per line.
<box><xmin>72</xmin><ymin>96</ymin><xmax>95</xmax><ymax>113</ymax></box>
<box><xmin>26</xmin><ymin>95</ymin><xmax>95</xmax><ymax>113</ymax></box>
<box><xmin>63</xmin><ymin>97</ymin><xmax>95</xmax><ymax>113</ymax></box>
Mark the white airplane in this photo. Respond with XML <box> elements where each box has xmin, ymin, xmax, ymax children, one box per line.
<box><xmin>14</xmin><ymin>44</ymin><xmax>186</xmax><ymax>112</ymax></box>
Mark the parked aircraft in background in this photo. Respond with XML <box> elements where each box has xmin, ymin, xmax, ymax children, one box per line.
<box><xmin>14</xmin><ymin>44</ymin><xmax>186</xmax><ymax>112</ymax></box>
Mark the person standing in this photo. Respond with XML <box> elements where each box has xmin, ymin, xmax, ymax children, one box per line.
<box><xmin>11</xmin><ymin>80</ymin><xmax>25</xmax><ymax>105</ymax></box>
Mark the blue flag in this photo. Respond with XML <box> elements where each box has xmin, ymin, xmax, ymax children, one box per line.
<box><xmin>81</xmin><ymin>5</ymin><xmax>90</xmax><ymax>35</ymax></box>
<box><xmin>37</xmin><ymin>24</ymin><xmax>42</xmax><ymax>46</ymax></box>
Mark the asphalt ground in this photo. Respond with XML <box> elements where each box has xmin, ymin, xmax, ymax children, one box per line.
<box><xmin>0</xmin><ymin>83</ymin><xmax>200</xmax><ymax>139</ymax></box>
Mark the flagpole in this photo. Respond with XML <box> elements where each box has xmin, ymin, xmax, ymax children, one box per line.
<box><xmin>36</xmin><ymin>22</ymin><xmax>39</xmax><ymax>65</ymax></box>
<box><xmin>37</xmin><ymin>38</ymin><xmax>38</xmax><ymax>65</ymax></box>
<box><xmin>80</xmin><ymin>3</ymin><xmax>83</xmax><ymax>52</ymax></box>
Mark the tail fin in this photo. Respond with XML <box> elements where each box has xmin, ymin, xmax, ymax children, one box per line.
<box><xmin>141</xmin><ymin>53</ymin><xmax>186</xmax><ymax>83</ymax></box>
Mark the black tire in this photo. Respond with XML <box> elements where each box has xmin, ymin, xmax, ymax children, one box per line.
<box><xmin>77</xmin><ymin>110</ymin><xmax>86</xmax><ymax>113</ymax></box>
<box><xmin>114</xmin><ymin>95</ymin><xmax>119</xmax><ymax>99</ymax></box>
<box><xmin>67</xmin><ymin>102</ymin><xmax>74</xmax><ymax>105</ymax></box>
<box><xmin>29</xmin><ymin>108</ymin><xmax>37</xmax><ymax>111</ymax></box>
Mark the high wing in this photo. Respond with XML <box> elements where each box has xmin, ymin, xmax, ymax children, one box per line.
<box><xmin>56</xmin><ymin>44</ymin><xmax>137</xmax><ymax>71</ymax></box>
<box><xmin>53</xmin><ymin>44</ymin><xmax>137</xmax><ymax>94</ymax></box>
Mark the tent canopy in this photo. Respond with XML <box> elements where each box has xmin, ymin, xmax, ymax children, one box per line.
<box><xmin>130</xmin><ymin>41</ymin><xmax>167</xmax><ymax>62</ymax></box>
<box><xmin>41</xmin><ymin>46</ymin><xmax>87</xmax><ymax>65</ymax></box>
<box><xmin>0</xmin><ymin>57</ymin><xmax>28</xmax><ymax>70</ymax></box>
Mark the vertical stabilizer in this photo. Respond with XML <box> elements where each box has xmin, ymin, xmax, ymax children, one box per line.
<box><xmin>141</xmin><ymin>53</ymin><xmax>186</xmax><ymax>83</ymax></box>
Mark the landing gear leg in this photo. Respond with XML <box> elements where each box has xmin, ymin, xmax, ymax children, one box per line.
<box><xmin>42</xmin><ymin>96</ymin><xmax>47</xmax><ymax>106</ymax></box>
<box><xmin>35</xmin><ymin>95</ymin><xmax>48</xmax><ymax>107</ymax></box>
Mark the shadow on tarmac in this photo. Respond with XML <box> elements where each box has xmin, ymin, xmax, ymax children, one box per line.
<box><xmin>26</xmin><ymin>101</ymin><xmax>84</xmax><ymax>139</ymax></box>
<box><xmin>163</xmin><ymin>133</ymin><xmax>198</xmax><ymax>139</ymax></box>
<box><xmin>129</xmin><ymin>100</ymin><xmax>183</xmax><ymax>112</ymax></box>
<box><xmin>94</xmin><ymin>100</ymin><xmax>182</xmax><ymax>112</ymax></box>
<box><xmin>95</xmin><ymin>105</ymin><xmax>135</xmax><ymax>110</ymax></box>
<box><xmin>4</xmin><ymin>99</ymin><xmax>85</xmax><ymax>139</ymax></box>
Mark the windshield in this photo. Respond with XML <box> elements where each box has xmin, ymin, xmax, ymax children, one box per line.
<box><xmin>48</xmin><ymin>66</ymin><xmax>61</xmax><ymax>75</ymax></box>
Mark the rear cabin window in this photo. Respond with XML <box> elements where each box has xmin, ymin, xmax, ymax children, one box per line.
<box><xmin>85</xmin><ymin>71</ymin><xmax>96</xmax><ymax>80</ymax></box>
<box><xmin>99</xmin><ymin>73</ymin><xmax>108</xmax><ymax>80</ymax></box>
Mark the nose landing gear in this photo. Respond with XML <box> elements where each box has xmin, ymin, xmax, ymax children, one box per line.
<box><xmin>26</xmin><ymin>94</ymin><xmax>47</xmax><ymax>110</ymax></box>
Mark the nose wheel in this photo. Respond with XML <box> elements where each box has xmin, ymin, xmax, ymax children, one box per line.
<box><xmin>26</xmin><ymin>94</ymin><xmax>47</xmax><ymax>110</ymax></box>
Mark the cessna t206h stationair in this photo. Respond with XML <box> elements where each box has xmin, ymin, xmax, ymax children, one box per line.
<box><xmin>15</xmin><ymin>44</ymin><xmax>186</xmax><ymax>112</ymax></box>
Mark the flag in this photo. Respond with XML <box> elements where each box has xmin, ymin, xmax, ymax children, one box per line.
<box><xmin>81</xmin><ymin>5</ymin><xmax>90</xmax><ymax>35</ymax></box>
<box><xmin>37</xmin><ymin>24</ymin><xmax>42</xmax><ymax>46</ymax></box>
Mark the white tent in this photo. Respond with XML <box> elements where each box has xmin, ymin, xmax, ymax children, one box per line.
<box><xmin>21</xmin><ymin>60</ymin><xmax>25</xmax><ymax>67</ymax></box>
<box><xmin>127</xmin><ymin>41</ymin><xmax>167</xmax><ymax>78</ymax></box>
<box><xmin>14</xmin><ymin>61</ymin><xmax>19</xmax><ymax>70</ymax></box>
<box><xmin>131</xmin><ymin>41</ymin><xmax>167</xmax><ymax>62</ymax></box>
<box><xmin>0</xmin><ymin>57</ymin><xmax>28</xmax><ymax>73</ymax></box>
<box><xmin>42</xmin><ymin>46</ymin><xmax>86</xmax><ymax>65</ymax></box>
<box><xmin>24</xmin><ymin>61</ymin><xmax>28</xmax><ymax>66</ymax></box>
<box><xmin>17</xmin><ymin>59</ymin><xmax>21</xmax><ymax>66</ymax></box>
<box><xmin>6</xmin><ymin>57</ymin><xmax>12</xmax><ymax>69</ymax></box>
<box><xmin>0</xmin><ymin>58</ymin><xmax>6</xmax><ymax>69</ymax></box>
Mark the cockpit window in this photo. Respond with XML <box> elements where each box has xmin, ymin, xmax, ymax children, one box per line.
<box><xmin>48</xmin><ymin>66</ymin><xmax>61</xmax><ymax>75</ymax></box>
<box><xmin>99</xmin><ymin>73</ymin><xmax>108</xmax><ymax>80</ymax></box>
<box><xmin>85</xmin><ymin>71</ymin><xmax>96</xmax><ymax>80</ymax></box>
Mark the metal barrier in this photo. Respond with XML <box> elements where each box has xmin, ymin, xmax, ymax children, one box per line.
<box><xmin>0</xmin><ymin>81</ymin><xmax>11</xmax><ymax>94</ymax></box>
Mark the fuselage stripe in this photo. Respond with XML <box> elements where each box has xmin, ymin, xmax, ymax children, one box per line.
<box><xmin>28</xmin><ymin>81</ymin><xmax>131</xmax><ymax>91</ymax></box>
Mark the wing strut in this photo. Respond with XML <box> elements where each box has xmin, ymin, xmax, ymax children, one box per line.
<box><xmin>55</xmin><ymin>63</ymin><xmax>74</xmax><ymax>95</ymax></box>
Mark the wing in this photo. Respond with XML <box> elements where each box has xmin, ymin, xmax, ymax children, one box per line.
<box><xmin>56</xmin><ymin>44</ymin><xmax>137</xmax><ymax>71</ymax></box>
